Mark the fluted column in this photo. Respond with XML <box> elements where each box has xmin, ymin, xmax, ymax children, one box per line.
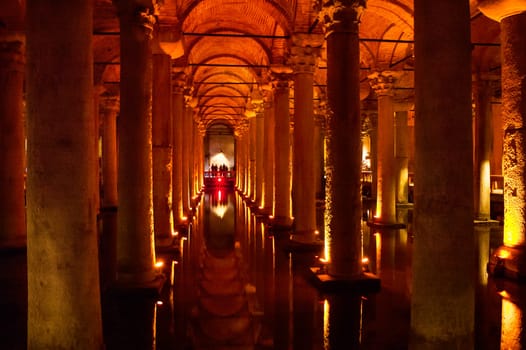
<box><xmin>101</xmin><ymin>95</ymin><xmax>119</xmax><ymax>209</ymax></box>
<box><xmin>263</xmin><ymin>91</ymin><xmax>275</xmax><ymax>212</ymax></box>
<box><xmin>152</xmin><ymin>53</ymin><xmax>173</xmax><ymax>246</ymax></box>
<box><xmin>289</xmin><ymin>33</ymin><xmax>323</xmax><ymax>241</ymax></box>
<box><xmin>478</xmin><ymin>3</ymin><xmax>526</xmax><ymax>277</ymax></box>
<box><xmin>271</xmin><ymin>69</ymin><xmax>293</xmax><ymax>228</ymax></box>
<box><xmin>0</xmin><ymin>36</ymin><xmax>26</xmax><ymax>249</ymax></box>
<box><xmin>369</xmin><ymin>71</ymin><xmax>400</xmax><ymax>225</ymax></box>
<box><xmin>115</xmin><ymin>3</ymin><xmax>158</xmax><ymax>285</ymax></box>
<box><xmin>395</xmin><ymin>109</ymin><xmax>409</xmax><ymax>204</ymax></box>
<box><xmin>320</xmin><ymin>1</ymin><xmax>368</xmax><ymax>278</ymax></box>
<box><xmin>411</xmin><ymin>0</ymin><xmax>474</xmax><ymax>347</ymax></box>
<box><xmin>172</xmin><ymin>72</ymin><xmax>186</xmax><ymax>228</ymax></box>
<box><xmin>26</xmin><ymin>0</ymin><xmax>103</xmax><ymax>347</ymax></box>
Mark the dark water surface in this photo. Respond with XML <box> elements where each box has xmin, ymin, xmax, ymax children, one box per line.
<box><xmin>1</xmin><ymin>188</ymin><xmax>524</xmax><ymax>349</ymax></box>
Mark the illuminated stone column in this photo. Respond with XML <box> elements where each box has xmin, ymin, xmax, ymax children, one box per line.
<box><xmin>0</xmin><ymin>36</ymin><xmax>26</xmax><ymax>249</ymax></box>
<box><xmin>152</xmin><ymin>53</ymin><xmax>173</xmax><ymax>246</ymax></box>
<box><xmin>411</xmin><ymin>0</ymin><xmax>474</xmax><ymax>347</ymax></box>
<box><xmin>115</xmin><ymin>3</ymin><xmax>158</xmax><ymax>286</ymax></box>
<box><xmin>249</xmin><ymin>114</ymin><xmax>257</xmax><ymax>201</ymax></box>
<box><xmin>26</xmin><ymin>0</ymin><xmax>103</xmax><ymax>347</ymax></box>
<box><xmin>101</xmin><ymin>95</ymin><xmax>119</xmax><ymax>209</ymax></box>
<box><xmin>188</xmin><ymin>119</ymin><xmax>195</xmax><ymax>203</ymax></box>
<box><xmin>289</xmin><ymin>33</ymin><xmax>323</xmax><ymax>241</ymax></box>
<box><xmin>263</xmin><ymin>91</ymin><xmax>275</xmax><ymax>212</ymax></box>
<box><xmin>271</xmin><ymin>69</ymin><xmax>293</xmax><ymax>228</ymax></box>
<box><xmin>478</xmin><ymin>4</ymin><xmax>526</xmax><ymax>276</ymax></box>
<box><xmin>474</xmin><ymin>77</ymin><xmax>494</xmax><ymax>220</ymax></box>
<box><xmin>182</xmin><ymin>103</ymin><xmax>192</xmax><ymax>215</ymax></box>
<box><xmin>172</xmin><ymin>72</ymin><xmax>186</xmax><ymax>227</ymax></box>
<box><xmin>320</xmin><ymin>1</ymin><xmax>371</xmax><ymax>279</ymax></box>
<box><xmin>314</xmin><ymin>106</ymin><xmax>326</xmax><ymax>201</ymax></box>
<box><xmin>395</xmin><ymin>110</ymin><xmax>409</xmax><ymax>204</ymax></box>
<box><xmin>255</xmin><ymin>108</ymin><xmax>265</xmax><ymax>208</ymax></box>
<box><xmin>368</xmin><ymin>71</ymin><xmax>399</xmax><ymax>225</ymax></box>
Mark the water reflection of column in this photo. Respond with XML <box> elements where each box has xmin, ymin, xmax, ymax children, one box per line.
<box><xmin>474</xmin><ymin>224</ymin><xmax>491</xmax><ymax>349</ymax></box>
<box><xmin>263</xmin><ymin>233</ymin><xmax>276</xmax><ymax>345</ymax></box>
<box><xmin>325</xmin><ymin>294</ymin><xmax>362</xmax><ymax>349</ymax></box>
<box><xmin>274</xmin><ymin>240</ymin><xmax>292</xmax><ymax>350</ymax></box>
<box><xmin>292</xmin><ymin>253</ymin><xmax>318</xmax><ymax>349</ymax></box>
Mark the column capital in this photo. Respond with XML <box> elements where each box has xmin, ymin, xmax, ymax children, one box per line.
<box><xmin>270</xmin><ymin>65</ymin><xmax>293</xmax><ymax>92</ymax></box>
<box><xmin>317</xmin><ymin>0</ymin><xmax>366</xmax><ymax>35</ymax></box>
<box><xmin>172</xmin><ymin>71</ymin><xmax>187</xmax><ymax>94</ymax></box>
<box><xmin>100</xmin><ymin>93</ymin><xmax>120</xmax><ymax>115</ymax></box>
<box><xmin>474</xmin><ymin>0</ymin><xmax>526</xmax><ymax>22</ymax></box>
<box><xmin>288</xmin><ymin>34</ymin><xmax>324</xmax><ymax>74</ymax></box>
<box><xmin>368</xmin><ymin>71</ymin><xmax>402</xmax><ymax>97</ymax></box>
<box><xmin>0</xmin><ymin>39</ymin><xmax>24</xmax><ymax>73</ymax></box>
<box><xmin>115</xmin><ymin>4</ymin><xmax>157</xmax><ymax>40</ymax></box>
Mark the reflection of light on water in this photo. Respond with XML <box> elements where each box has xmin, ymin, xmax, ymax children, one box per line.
<box><xmin>500</xmin><ymin>293</ymin><xmax>522</xmax><ymax>349</ymax></box>
<box><xmin>212</xmin><ymin>204</ymin><xmax>227</xmax><ymax>219</ymax></box>
<box><xmin>323</xmin><ymin>299</ymin><xmax>329</xmax><ymax>350</ymax></box>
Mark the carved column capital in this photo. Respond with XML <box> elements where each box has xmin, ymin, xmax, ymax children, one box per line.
<box><xmin>270</xmin><ymin>66</ymin><xmax>293</xmax><ymax>92</ymax></box>
<box><xmin>368</xmin><ymin>71</ymin><xmax>402</xmax><ymax>97</ymax></box>
<box><xmin>101</xmin><ymin>93</ymin><xmax>120</xmax><ymax>115</ymax></box>
<box><xmin>317</xmin><ymin>0</ymin><xmax>366</xmax><ymax>35</ymax></box>
<box><xmin>115</xmin><ymin>4</ymin><xmax>157</xmax><ymax>41</ymax></box>
<box><xmin>172</xmin><ymin>71</ymin><xmax>187</xmax><ymax>94</ymax></box>
<box><xmin>474</xmin><ymin>0</ymin><xmax>526</xmax><ymax>22</ymax></box>
<box><xmin>288</xmin><ymin>34</ymin><xmax>324</xmax><ymax>74</ymax></box>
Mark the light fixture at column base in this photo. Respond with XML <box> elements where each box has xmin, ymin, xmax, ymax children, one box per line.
<box><xmin>488</xmin><ymin>245</ymin><xmax>526</xmax><ymax>280</ymax></box>
<box><xmin>308</xmin><ymin>267</ymin><xmax>381</xmax><ymax>293</ymax></box>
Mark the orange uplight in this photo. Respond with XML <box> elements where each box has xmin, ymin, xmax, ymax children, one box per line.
<box><xmin>361</xmin><ymin>257</ymin><xmax>369</xmax><ymax>264</ymax></box>
<box><xmin>156</xmin><ymin>300</ymin><xmax>163</xmax><ymax>305</ymax></box>
<box><xmin>171</xmin><ymin>230</ymin><xmax>179</xmax><ymax>237</ymax></box>
<box><xmin>497</xmin><ymin>249</ymin><xmax>511</xmax><ymax>259</ymax></box>
<box><xmin>155</xmin><ymin>261</ymin><xmax>164</xmax><ymax>268</ymax></box>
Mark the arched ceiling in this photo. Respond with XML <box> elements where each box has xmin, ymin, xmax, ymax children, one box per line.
<box><xmin>0</xmin><ymin>0</ymin><xmax>502</xmax><ymax>133</ymax></box>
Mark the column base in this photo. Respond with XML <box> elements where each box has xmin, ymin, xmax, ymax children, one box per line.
<box><xmin>286</xmin><ymin>233</ymin><xmax>324</xmax><ymax>253</ymax></box>
<box><xmin>367</xmin><ymin>220</ymin><xmax>406</xmax><ymax>229</ymax></box>
<box><xmin>155</xmin><ymin>235</ymin><xmax>175</xmax><ymax>248</ymax></box>
<box><xmin>308</xmin><ymin>267</ymin><xmax>381</xmax><ymax>293</ymax></box>
<box><xmin>268</xmin><ymin>216</ymin><xmax>293</xmax><ymax>231</ymax></box>
<box><xmin>474</xmin><ymin>218</ymin><xmax>500</xmax><ymax>227</ymax></box>
<box><xmin>396</xmin><ymin>202</ymin><xmax>413</xmax><ymax>208</ymax></box>
<box><xmin>488</xmin><ymin>245</ymin><xmax>526</xmax><ymax>280</ymax></box>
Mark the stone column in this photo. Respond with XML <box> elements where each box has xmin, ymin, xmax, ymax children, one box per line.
<box><xmin>248</xmin><ymin>114</ymin><xmax>257</xmax><ymax>202</ymax></box>
<box><xmin>172</xmin><ymin>72</ymin><xmax>186</xmax><ymax>228</ymax></box>
<box><xmin>289</xmin><ymin>34</ymin><xmax>323</xmax><ymax>242</ymax></box>
<box><xmin>474</xmin><ymin>76</ymin><xmax>494</xmax><ymax>220</ymax></box>
<box><xmin>115</xmin><ymin>3</ymin><xmax>158</xmax><ymax>286</ymax></box>
<box><xmin>314</xmin><ymin>106</ymin><xmax>326</xmax><ymax>201</ymax></box>
<box><xmin>368</xmin><ymin>71</ymin><xmax>400</xmax><ymax>225</ymax></box>
<box><xmin>255</xmin><ymin>108</ymin><xmax>265</xmax><ymax>208</ymax></box>
<box><xmin>26</xmin><ymin>0</ymin><xmax>103</xmax><ymax>347</ymax></box>
<box><xmin>0</xmin><ymin>35</ymin><xmax>26</xmax><ymax>249</ymax></box>
<box><xmin>478</xmin><ymin>4</ymin><xmax>526</xmax><ymax>276</ymax></box>
<box><xmin>101</xmin><ymin>95</ymin><xmax>119</xmax><ymax>209</ymax></box>
<box><xmin>395</xmin><ymin>110</ymin><xmax>409</xmax><ymax>204</ymax></box>
<box><xmin>263</xmin><ymin>91</ymin><xmax>275</xmax><ymax>213</ymax></box>
<box><xmin>271</xmin><ymin>69</ymin><xmax>293</xmax><ymax>228</ymax></box>
<box><xmin>411</xmin><ymin>0</ymin><xmax>474</xmax><ymax>347</ymax></box>
<box><xmin>152</xmin><ymin>53</ymin><xmax>173</xmax><ymax>246</ymax></box>
<box><xmin>182</xmin><ymin>103</ymin><xmax>192</xmax><ymax>215</ymax></box>
<box><xmin>319</xmin><ymin>1</ymin><xmax>369</xmax><ymax>279</ymax></box>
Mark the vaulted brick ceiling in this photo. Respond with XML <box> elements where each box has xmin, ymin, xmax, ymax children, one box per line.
<box><xmin>0</xmin><ymin>0</ymin><xmax>501</xmax><ymax>133</ymax></box>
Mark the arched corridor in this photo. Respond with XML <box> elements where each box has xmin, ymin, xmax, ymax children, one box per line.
<box><xmin>1</xmin><ymin>0</ymin><xmax>526</xmax><ymax>348</ymax></box>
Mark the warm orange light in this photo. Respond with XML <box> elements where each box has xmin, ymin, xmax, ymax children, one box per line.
<box><xmin>156</xmin><ymin>300</ymin><xmax>163</xmax><ymax>305</ymax></box>
<box><xmin>155</xmin><ymin>261</ymin><xmax>164</xmax><ymax>268</ymax></box>
<box><xmin>361</xmin><ymin>257</ymin><xmax>369</xmax><ymax>264</ymax></box>
<box><xmin>497</xmin><ymin>249</ymin><xmax>511</xmax><ymax>259</ymax></box>
<box><xmin>171</xmin><ymin>230</ymin><xmax>179</xmax><ymax>237</ymax></box>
